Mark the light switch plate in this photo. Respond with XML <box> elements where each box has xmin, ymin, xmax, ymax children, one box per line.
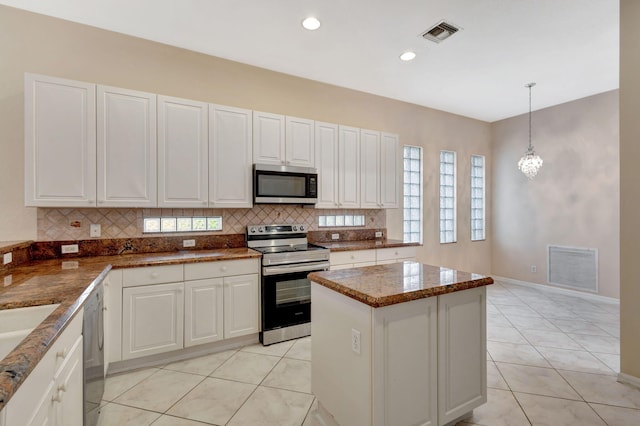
<box><xmin>3</xmin><ymin>252</ymin><xmax>12</xmax><ymax>265</ymax></box>
<box><xmin>183</xmin><ymin>239</ymin><xmax>196</xmax><ymax>248</ymax></box>
<box><xmin>331</xmin><ymin>233</ymin><xmax>340</xmax><ymax>240</ymax></box>
<box><xmin>90</xmin><ymin>224</ymin><xmax>101</xmax><ymax>238</ymax></box>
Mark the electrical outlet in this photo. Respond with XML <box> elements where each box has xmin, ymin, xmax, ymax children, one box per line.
<box><xmin>183</xmin><ymin>239</ymin><xmax>196</xmax><ymax>248</ymax></box>
<box><xmin>90</xmin><ymin>224</ymin><xmax>101</xmax><ymax>238</ymax></box>
<box><xmin>4</xmin><ymin>275</ymin><xmax>12</xmax><ymax>286</ymax></box>
<box><xmin>331</xmin><ymin>233</ymin><xmax>340</xmax><ymax>240</ymax></box>
<box><xmin>61</xmin><ymin>244</ymin><xmax>79</xmax><ymax>254</ymax></box>
<box><xmin>3</xmin><ymin>252</ymin><xmax>12</xmax><ymax>265</ymax></box>
<box><xmin>375</xmin><ymin>231</ymin><xmax>383</xmax><ymax>238</ymax></box>
<box><xmin>531</xmin><ymin>265</ymin><xmax>537</xmax><ymax>273</ymax></box>
<box><xmin>351</xmin><ymin>328</ymin><xmax>361</xmax><ymax>354</ymax></box>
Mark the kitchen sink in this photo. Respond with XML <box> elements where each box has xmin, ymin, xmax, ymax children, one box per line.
<box><xmin>0</xmin><ymin>304</ymin><xmax>60</xmax><ymax>360</ymax></box>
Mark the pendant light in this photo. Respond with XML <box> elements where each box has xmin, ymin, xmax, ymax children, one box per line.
<box><xmin>518</xmin><ymin>82</ymin><xmax>543</xmax><ymax>179</ymax></box>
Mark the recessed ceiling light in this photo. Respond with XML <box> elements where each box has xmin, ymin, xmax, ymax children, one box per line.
<box><xmin>302</xmin><ymin>17</ymin><xmax>321</xmax><ymax>31</ymax></box>
<box><xmin>399</xmin><ymin>51</ymin><xmax>416</xmax><ymax>61</ymax></box>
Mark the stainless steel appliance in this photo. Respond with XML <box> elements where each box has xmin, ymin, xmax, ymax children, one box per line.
<box><xmin>83</xmin><ymin>284</ymin><xmax>105</xmax><ymax>426</ymax></box>
<box><xmin>253</xmin><ymin>164</ymin><xmax>318</xmax><ymax>205</ymax></box>
<box><xmin>247</xmin><ymin>224</ymin><xmax>329</xmax><ymax>345</ymax></box>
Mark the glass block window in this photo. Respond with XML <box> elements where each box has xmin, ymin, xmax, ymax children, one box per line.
<box><xmin>403</xmin><ymin>145</ymin><xmax>423</xmax><ymax>243</ymax></box>
<box><xmin>318</xmin><ymin>215</ymin><xmax>365</xmax><ymax>227</ymax></box>
<box><xmin>439</xmin><ymin>150</ymin><xmax>456</xmax><ymax>244</ymax></box>
<box><xmin>143</xmin><ymin>216</ymin><xmax>222</xmax><ymax>233</ymax></box>
<box><xmin>471</xmin><ymin>155</ymin><xmax>486</xmax><ymax>241</ymax></box>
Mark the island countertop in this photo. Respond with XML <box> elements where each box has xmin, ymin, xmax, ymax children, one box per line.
<box><xmin>308</xmin><ymin>261</ymin><xmax>493</xmax><ymax>307</ymax></box>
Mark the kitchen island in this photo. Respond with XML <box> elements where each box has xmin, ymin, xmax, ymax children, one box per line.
<box><xmin>308</xmin><ymin>262</ymin><xmax>493</xmax><ymax>426</ymax></box>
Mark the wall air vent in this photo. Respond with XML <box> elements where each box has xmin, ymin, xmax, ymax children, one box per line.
<box><xmin>548</xmin><ymin>245</ymin><xmax>598</xmax><ymax>293</ymax></box>
<box><xmin>421</xmin><ymin>20</ymin><xmax>460</xmax><ymax>43</ymax></box>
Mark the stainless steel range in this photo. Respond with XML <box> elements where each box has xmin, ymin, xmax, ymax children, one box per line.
<box><xmin>247</xmin><ymin>224</ymin><xmax>329</xmax><ymax>345</ymax></box>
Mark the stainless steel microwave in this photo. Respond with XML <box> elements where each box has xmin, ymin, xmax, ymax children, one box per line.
<box><xmin>253</xmin><ymin>164</ymin><xmax>318</xmax><ymax>205</ymax></box>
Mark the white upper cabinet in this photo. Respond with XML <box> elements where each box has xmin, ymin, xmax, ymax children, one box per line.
<box><xmin>285</xmin><ymin>116</ymin><xmax>315</xmax><ymax>167</ymax></box>
<box><xmin>360</xmin><ymin>130</ymin><xmax>400</xmax><ymax>209</ymax></box>
<box><xmin>209</xmin><ymin>105</ymin><xmax>253</xmax><ymax>207</ymax></box>
<box><xmin>253</xmin><ymin>111</ymin><xmax>285</xmax><ymax>165</ymax></box>
<box><xmin>338</xmin><ymin>125</ymin><xmax>360</xmax><ymax>208</ymax></box>
<box><xmin>24</xmin><ymin>73</ymin><xmax>96</xmax><ymax>207</ymax></box>
<box><xmin>157</xmin><ymin>95</ymin><xmax>208</xmax><ymax>208</ymax></box>
<box><xmin>315</xmin><ymin>122</ymin><xmax>339</xmax><ymax>208</ymax></box>
<box><xmin>97</xmin><ymin>85</ymin><xmax>157</xmax><ymax>207</ymax></box>
<box><xmin>253</xmin><ymin>112</ymin><xmax>315</xmax><ymax>167</ymax></box>
<box><xmin>360</xmin><ymin>129</ymin><xmax>381</xmax><ymax>209</ymax></box>
<box><xmin>380</xmin><ymin>132</ymin><xmax>400</xmax><ymax>208</ymax></box>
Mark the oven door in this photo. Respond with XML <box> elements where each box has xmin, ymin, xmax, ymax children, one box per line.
<box><xmin>261</xmin><ymin>262</ymin><xmax>328</xmax><ymax>331</ymax></box>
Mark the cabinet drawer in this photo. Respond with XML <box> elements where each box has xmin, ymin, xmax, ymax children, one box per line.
<box><xmin>53</xmin><ymin>308</ymin><xmax>84</xmax><ymax>377</ymax></box>
<box><xmin>122</xmin><ymin>264</ymin><xmax>183</xmax><ymax>287</ymax></box>
<box><xmin>330</xmin><ymin>249</ymin><xmax>376</xmax><ymax>266</ymax></box>
<box><xmin>376</xmin><ymin>246</ymin><xmax>416</xmax><ymax>262</ymax></box>
<box><xmin>184</xmin><ymin>259</ymin><xmax>259</xmax><ymax>280</ymax></box>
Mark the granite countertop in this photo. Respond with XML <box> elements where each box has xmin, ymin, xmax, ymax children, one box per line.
<box><xmin>315</xmin><ymin>239</ymin><xmax>420</xmax><ymax>252</ymax></box>
<box><xmin>0</xmin><ymin>248</ymin><xmax>260</xmax><ymax>410</ymax></box>
<box><xmin>309</xmin><ymin>262</ymin><xmax>493</xmax><ymax>308</ymax></box>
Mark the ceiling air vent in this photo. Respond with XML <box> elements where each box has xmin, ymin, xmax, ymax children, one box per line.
<box><xmin>421</xmin><ymin>20</ymin><xmax>460</xmax><ymax>43</ymax></box>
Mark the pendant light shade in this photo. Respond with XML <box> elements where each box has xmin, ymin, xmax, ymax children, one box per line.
<box><xmin>518</xmin><ymin>82</ymin><xmax>543</xmax><ymax>179</ymax></box>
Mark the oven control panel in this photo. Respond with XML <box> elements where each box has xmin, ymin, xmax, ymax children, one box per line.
<box><xmin>247</xmin><ymin>224</ymin><xmax>306</xmax><ymax>235</ymax></box>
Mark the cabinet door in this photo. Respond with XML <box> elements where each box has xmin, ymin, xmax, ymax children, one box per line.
<box><xmin>315</xmin><ymin>122</ymin><xmax>339</xmax><ymax>208</ymax></box>
<box><xmin>380</xmin><ymin>133</ymin><xmax>400</xmax><ymax>208</ymax></box>
<box><xmin>286</xmin><ymin>116</ymin><xmax>315</xmax><ymax>167</ymax></box>
<box><xmin>438</xmin><ymin>287</ymin><xmax>487</xmax><ymax>425</ymax></box>
<box><xmin>97</xmin><ymin>85</ymin><xmax>157</xmax><ymax>207</ymax></box>
<box><xmin>223</xmin><ymin>274</ymin><xmax>259</xmax><ymax>339</ymax></box>
<box><xmin>24</xmin><ymin>73</ymin><xmax>96</xmax><ymax>207</ymax></box>
<box><xmin>209</xmin><ymin>105</ymin><xmax>253</xmax><ymax>207</ymax></box>
<box><xmin>54</xmin><ymin>335</ymin><xmax>83</xmax><ymax>426</ymax></box>
<box><xmin>122</xmin><ymin>282</ymin><xmax>184</xmax><ymax>360</ymax></box>
<box><xmin>360</xmin><ymin>129</ymin><xmax>381</xmax><ymax>209</ymax></box>
<box><xmin>373</xmin><ymin>297</ymin><xmax>438</xmax><ymax>426</ymax></box>
<box><xmin>338</xmin><ymin>125</ymin><xmax>360</xmax><ymax>208</ymax></box>
<box><xmin>25</xmin><ymin>381</ymin><xmax>56</xmax><ymax>426</ymax></box>
<box><xmin>185</xmin><ymin>278</ymin><xmax>224</xmax><ymax>347</ymax></box>
<box><xmin>157</xmin><ymin>95</ymin><xmax>208</xmax><ymax>207</ymax></box>
<box><xmin>253</xmin><ymin>111</ymin><xmax>285</xmax><ymax>165</ymax></box>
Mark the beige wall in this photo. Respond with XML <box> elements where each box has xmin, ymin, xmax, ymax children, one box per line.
<box><xmin>620</xmin><ymin>0</ymin><xmax>640</xmax><ymax>380</ymax></box>
<box><xmin>0</xmin><ymin>5</ymin><xmax>492</xmax><ymax>273</ymax></box>
<box><xmin>491</xmin><ymin>91</ymin><xmax>620</xmax><ymax>298</ymax></box>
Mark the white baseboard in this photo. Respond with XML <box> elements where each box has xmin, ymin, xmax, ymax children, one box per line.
<box><xmin>491</xmin><ymin>275</ymin><xmax>619</xmax><ymax>305</ymax></box>
<box><xmin>618</xmin><ymin>372</ymin><xmax>640</xmax><ymax>390</ymax></box>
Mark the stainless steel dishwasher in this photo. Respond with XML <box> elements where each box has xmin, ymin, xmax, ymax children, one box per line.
<box><xmin>83</xmin><ymin>284</ymin><xmax>105</xmax><ymax>426</ymax></box>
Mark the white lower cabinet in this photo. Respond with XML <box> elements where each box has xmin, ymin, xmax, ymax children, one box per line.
<box><xmin>438</xmin><ymin>287</ymin><xmax>487</xmax><ymax>425</ymax></box>
<box><xmin>118</xmin><ymin>259</ymin><xmax>260</xmax><ymax>361</ymax></box>
<box><xmin>122</xmin><ymin>282</ymin><xmax>185</xmax><ymax>360</ymax></box>
<box><xmin>329</xmin><ymin>247</ymin><xmax>417</xmax><ymax>269</ymax></box>
<box><xmin>373</xmin><ymin>297</ymin><xmax>438</xmax><ymax>426</ymax></box>
<box><xmin>184</xmin><ymin>278</ymin><xmax>224</xmax><ymax>347</ymax></box>
<box><xmin>223</xmin><ymin>274</ymin><xmax>259</xmax><ymax>338</ymax></box>
<box><xmin>4</xmin><ymin>310</ymin><xmax>84</xmax><ymax>426</ymax></box>
<box><xmin>375</xmin><ymin>246</ymin><xmax>417</xmax><ymax>264</ymax></box>
<box><xmin>312</xmin><ymin>283</ymin><xmax>486</xmax><ymax>426</ymax></box>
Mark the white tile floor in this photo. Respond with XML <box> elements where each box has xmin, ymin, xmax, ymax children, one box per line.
<box><xmin>97</xmin><ymin>280</ymin><xmax>640</xmax><ymax>426</ymax></box>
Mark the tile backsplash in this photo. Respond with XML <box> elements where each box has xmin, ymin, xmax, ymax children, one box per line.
<box><xmin>37</xmin><ymin>206</ymin><xmax>385</xmax><ymax>241</ymax></box>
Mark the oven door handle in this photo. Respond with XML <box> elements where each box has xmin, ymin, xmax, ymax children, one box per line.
<box><xmin>262</xmin><ymin>262</ymin><xmax>330</xmax><ymax>276</ymax></box>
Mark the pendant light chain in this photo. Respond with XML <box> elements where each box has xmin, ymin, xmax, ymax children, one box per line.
<box><xmin>528</xmin><ymin>83</ymin><xmax>533</xmax><ymax>150</ymax></box>
<box><xmin>518</xmin><ymin>82</ymin><xmax>543</xmax><ymax>179</ymax></box>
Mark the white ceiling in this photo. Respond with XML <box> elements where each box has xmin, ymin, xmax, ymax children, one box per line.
<box><xmin>1</xmin><ymin>0</ymin><xmax>619</xmax><ymax>122</ymax></box>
